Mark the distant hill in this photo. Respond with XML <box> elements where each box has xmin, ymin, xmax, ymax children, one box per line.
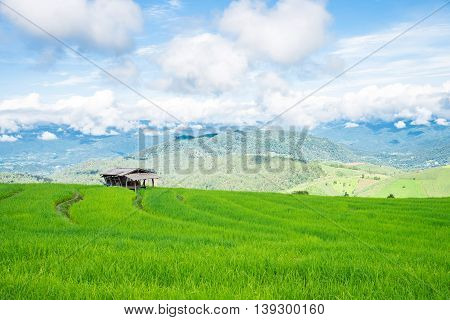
<box><xmin>0</xmin><ymin>172</ymin><xmax>51</xmax><ymax>184</ymax></box>
<box><xmin>289</xmin><ymin>164</ymin><xmax>450</xmax><ymax>198</ymax></box>
<box><xmin>313</xmin><ymin>122</ymin><xmax>450</xmax><ymax>169</ymax></box>
<box><xmin>357</xmin><ymin>165</ymin><xmax>450</xmax><ymax>198</ymax></box>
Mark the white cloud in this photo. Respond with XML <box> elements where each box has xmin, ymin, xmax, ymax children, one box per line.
<box><xmin>258</xmin><ymin>82</ymin><xmax>450</xmax><ymax>128</ymax></box>
<box><xmin>219</xmin><ymin>0</ymin><xmax>330</xmax><ymax>64</ymax></box>
<box><xmin>394</xmin><ymin>120</ymin><xmax>406</xmax><ymax>129</ymax></box>
<box><xmin>0</xmin><ymin>134</ymin><xmax>18</xmax><ymax>142</ymax></box>
<box><xmin>142</xmin><ymin>129</ymin><xmax>162</xmax><ymax>136</ymax></box>
<box><xmin>38</xmin><ymin>131</ymin><xmax>58</xmax><ymax>141</ymax></box>
<box><xmin>435</xmin><ymin>118</ymin><xmax>448</xmax><ymax>126</ymax></box>
<box><xmin>410</xmin><ymin>107</ymin><xmax>432</xmax><ymax>126</ymax></box>
<box><xmin>0</xmin><ymin>90</ymin><xmax>134</xmax><ymax>135</ymax></box>
<box><xmin>158</xmin><ymin>33</ymin><xmax>248</xmax><ymax>92</ymax></box>
<box><xmin>152</xmin><ymin>0</ymin><xmax>330</xmax><ymax>94</ymax></box>
<box><xmin>168</xmin><ymin>0</ymin><xmax>181</xmax><ymax>9</ymax></box>
<box><xmin>1</xmin><ymin>0</ymin><xmax>143</xmax><ymax>52</ymax></box>
<box><xmin>344</xmin><ymin>122</ymin><xmax>359</xmax><ymax>128</ymax></box>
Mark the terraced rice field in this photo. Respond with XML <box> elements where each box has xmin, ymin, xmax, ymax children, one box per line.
<box><xmin>0</xmin><ymin>184</ymin><xmax>448</xmax><ymax>299</ymax></box>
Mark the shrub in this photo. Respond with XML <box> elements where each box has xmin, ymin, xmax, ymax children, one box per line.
<box><xmin>293</xmin><ymin>190</ymin><xmax>309</xmax><ymax>195</ymax></box>
<box><xmin>387</xmin><ymin>194</ymin><xmax>395</xmax><ymax>198</ymax></box>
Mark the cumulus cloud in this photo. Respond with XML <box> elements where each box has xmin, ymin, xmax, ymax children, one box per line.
<box><xmin>344</xmin><ymin>122</ymin><xmax>359</xmax><ymax>128</ymax></box>
<box><xmin>158</xmin><ymin>33</ymin><xmax>248</xmax><ymax>92</ymax></box>
<box><xmin>435</xmin><ymin>118</ymin><xmax>448</xmax><ymax>126</ymax></box>
<box><xmin>38</xmin><ymin>131</ymin><xmax>58</xmax><ymax>141</ymax></box>
<box><xmin>1</xmin><ymin>0</ymin><xmax>143</xmax><ymax>52</ymax></box>
<box><xmin>0</xmin><ymin>134</ymin><xmax>18</xmax><ymax>142</ymax></box>
<box><xmin>219</xmin><ymin>0</ymin><xmax>330</xmax><ymax>64</ymax></box>
<box><xmin>394</xmin><ymin>120</ymin><xmax>406</xmax><ymax>129</ymax></box>
<box><xmin>152</xmin><ymin>0</ymin><xmax>330</xmax><ymax>93</ymax></box>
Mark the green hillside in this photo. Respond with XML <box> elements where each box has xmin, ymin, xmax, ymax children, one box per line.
<box><xmin>289</xmin><ymin>164</ymin><xmax>450</xmax><ymax>198</ymax></box>
<box><xmin>357</xmin><ymin>166</ymin><xmax>450</xmax><ymax>198</ymax></box>
<box><xmin>0</xmin><ymin>184</ymin><xmax>448</xmax><ymax>299</ymax></box>
<box><xmin>287</xmin><ymin>162</ymin><xmax>401</xmax><ymax>196</ymax></box>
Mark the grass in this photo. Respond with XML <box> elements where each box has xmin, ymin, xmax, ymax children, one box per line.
<box><xmin>359</xmin><ymin>166</ymin><xmax>450</xmax><ymax>198</ymax></box>
<box><xmin>288</xmin><ymin>162</ymin><xmax>398</xmax><ymax>196</ymax></box>
<box><xmin>290</xmin><ymin>164</ymin><xmax>450</xmax><ymax>198</ymax></box>
<box><xmin>0</xmin><ymin>184</ymin><xmax>448</xmax><ymax>299</ymax></box>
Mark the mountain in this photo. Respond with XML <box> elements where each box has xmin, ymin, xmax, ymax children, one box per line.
<box><xmin>49</xmin><ymin>129</ymin><xmax>362</xmax><ymax>192</ymax></box>
<box><xmin>313</xmin><ymin>122</ymin><xmax>450</xmax><ymax>168</ymax></box>
<box><xmin>3</xmin><ymin>126</ymin><xmax>449</xmax><ymax>196</ymax></box>
<box><xmin>0</xmin><ymin>125</ymin><xmax>165</xmax><ymax>174</ymax></box>
<box><xmin>140</xmin><ymin>129</ymin><xmax>360</xmax><ymax>163</ymax></box>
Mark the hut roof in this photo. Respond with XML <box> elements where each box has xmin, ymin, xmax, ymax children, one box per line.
<box><xmin>101</xmin><ymin>168</ymin><xmax>154</xmax><ymax>176</ymax></box>
<box><xmin>125</xmin><ymin>173</ymin><xmax>160</xmax><ymax>181</ymax></box>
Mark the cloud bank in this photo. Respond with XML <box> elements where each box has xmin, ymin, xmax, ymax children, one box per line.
<box><xmin>1</xmin><ymin>81</ymin><xmax>448</xmax><ymax>135</ymax></box>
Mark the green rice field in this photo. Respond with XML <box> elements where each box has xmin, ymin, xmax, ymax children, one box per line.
<box><xmin>0</xmin><ymin>184</ymin><xmax>448</xmax><ymax>299</ymax></box>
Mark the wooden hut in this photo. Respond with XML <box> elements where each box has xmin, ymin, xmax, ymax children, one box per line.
<box><xmin>101</xmin><ymin>168</ymin><xmax>159</xmax><ymax>191</ymax></box>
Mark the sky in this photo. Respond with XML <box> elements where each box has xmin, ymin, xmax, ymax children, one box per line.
<box><xmin>0</xmin><ymin>0</ymin><xmax>449</xmax><ymax>140</ymax></box>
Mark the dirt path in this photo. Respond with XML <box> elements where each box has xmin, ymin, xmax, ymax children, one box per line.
<box><xmin>55</xmin><ymin>192</ymin><xmax>83</xmax><ymax>222</ymax></box>
<box><xmin>0</xmin><ymin>190</ymin><xmax>23</xmax><ymax>202</ymax></box>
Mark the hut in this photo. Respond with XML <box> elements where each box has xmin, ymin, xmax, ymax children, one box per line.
<box><xmin>101</xmin><ymin>168</ymin><xmax>159</xmax><ymax>191</ymax></box>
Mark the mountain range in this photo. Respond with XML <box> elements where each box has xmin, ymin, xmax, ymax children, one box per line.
<box><xmin>1</xmin><ymin>123</ymin><xmax>449</xmax><ymax>196</ymax></box>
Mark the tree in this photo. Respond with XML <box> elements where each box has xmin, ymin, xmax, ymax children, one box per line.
<box><xmin>293</xmin><ymin>190</ymin><xmax>309</xmax><ymax>195</ymax></box>
<box><xmin>387</xmin><ymin>194</ymin><xmax>395</xmax><ymax>198</ymax></box>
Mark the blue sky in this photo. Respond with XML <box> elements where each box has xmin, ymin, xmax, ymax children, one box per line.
<box><xmin>0</xmin><ymin>0</ymin><xmax>449</xmax><ymax>140</ymax></box>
